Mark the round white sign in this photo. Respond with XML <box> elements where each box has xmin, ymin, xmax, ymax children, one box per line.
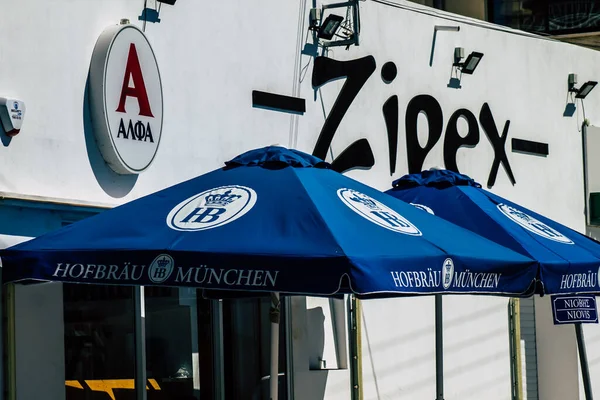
<box><xmin>167</xmin><ymin>185</ymin><xmax>257</xmax><ymax>231</ymax></box>
<box><xmin>337</xmin><ymin>188</ymin><xmax>422</xmax><ymax>235</ymax></box>
<box><xmin>497</xmin><ymin>203</ymin><xmax>574</xmax><ymax>244</ymax></box>
<box><xmin>89</xmin><ymin>23</ymin><xmax>163</xmax><ymax>174</ymax></box>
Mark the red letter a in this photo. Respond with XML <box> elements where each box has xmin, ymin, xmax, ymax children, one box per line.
<box><xmin>115</xmin><ymin>43</ymin><xmax>154</xmax><ymax>117</ymax></box>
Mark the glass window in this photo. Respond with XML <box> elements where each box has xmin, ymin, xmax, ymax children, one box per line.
<box><xmin>223</xmin><ymin>296</ymin><xmax>288</xmax><ymax>400</ymax></box>
<box><xmin>64</xmin><ymin>284</ymin><xmax>137</xmax><ymax>400</ymax></box>
<box><xmin>488</xmin><ymin>0</ymin><xmax>600</xmax><ymax>34</ymax></box>
<box><xmin>2</xmin><ymin>285</ymin><xmax>7</xmax><ymax>400</ymax></box>
<box><xmin>406</xmin><ymin>0</ymin><xmax>435</xmax><ymax>7</ymax></box>
<box><xmin>145</xmin><ymin>287</ymin><xmax>215</xmax><ymax>400</ymax></box>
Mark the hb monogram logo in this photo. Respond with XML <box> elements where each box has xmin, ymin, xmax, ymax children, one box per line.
<box><xmin>337</xmin><ymin>188</ymin><xmax>421</xmax><ymax>235</ymax></box>
<box><xmin>497</xmin><ymin>203</ymin><xmax>573</xmax><ymax>244</ymax></box>
<box><xmin>148</xmin><ymin>254</ymin><xmax>175</xmax><ymax>283</ymax></box>
<box><xmin>442</xmin><ymin>258</ymin><xmax>454</xmax><ymax>289</ymax></box>
<box><xmin>167</xmin><ymin>185</ymin><xmax>257</xmax><ymax>231</ymax></box>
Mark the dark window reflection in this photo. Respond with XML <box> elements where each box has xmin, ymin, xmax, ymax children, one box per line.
<box><xmin>223</xmin><ymin>297</ymin><xmax>287</xmax><ymax>400</ymax></box>
<box><xmin>145</xmin><ymin>287</ymin><xmax>214</xmax><ymax>400</ymax></box>
<box><xmin>64</xmin><ymin>284</ymin><xmax>136</xmax><ymax>400</ymax></box>
<box><xmin>488</xmin><ymin>0</ymin><xmax>600</xmax><ymax>34</ymax></box>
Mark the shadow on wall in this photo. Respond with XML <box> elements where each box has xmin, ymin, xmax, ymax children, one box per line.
<box><xmin>305</xmin><ymin>306</ymin><xmax>329</xmax><ymax>400</ymax></box>
<box><xmin>0</xmin><ymin>124</ymin><xmax>13</xmax><ymax>147</ymax></box>
<box><xmin>307</xmin><ymin>306</ymin><xmax>326</xmax><ymax>370</ymax></box>
<box><xmin>563</xmin><ymin>91</ymin><xmax>576</xmax><ymax>117</ymax></box>
<box><xmin>359</xmin><ymin>302</ymin><xmax>509</xmax><ymax>400</ymax></box>
<box><xmin>82</xmin><ymin>74</ymin><xmax>138</xmax><ymax>198</ymax></box>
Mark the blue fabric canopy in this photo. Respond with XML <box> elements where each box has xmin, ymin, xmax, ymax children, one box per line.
<box><xmin>0</xmin><ymin>147</ymin><xmax>537</xmax><ymax>298</ymax></box>
<box><xmin>387</xmin><ymin>169</ymin><xmax>600</xmax><ymax>295</ymax></box>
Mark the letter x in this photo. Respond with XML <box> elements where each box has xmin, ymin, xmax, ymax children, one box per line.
<box><xmin>480</xmin><ymin>103</ymin><xmax>516</xmax><ymax>187</ymax></box>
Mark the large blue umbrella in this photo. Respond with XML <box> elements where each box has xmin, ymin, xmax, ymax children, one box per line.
<box><xmin>0</xmin><ymin>147</ymin><xmax>536</xmax><ymax>297</ymax></box>
<box><xmin>0</xmin><ymin>147</ymin><xmax>537</xmax><ymax>400</ymax></box>
<box><xmin>386</xmin><ymin>169</ymin><xmax>600</xmax><ymax>295</ymax></box>
<box><xmin>386</xmin><ymin>168</ymin><xmax>600</xmax><ymax>400</ymax></box>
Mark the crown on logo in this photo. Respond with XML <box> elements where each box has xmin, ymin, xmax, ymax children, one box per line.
<box><xmin>156</xmin><ymin>257</ymin><xmax>171</xmax><ymax>268</ymax></box>
<box><xmin>204</xmin><ymin>189</ymin><xmax>242</xmax><ymax>207</ymax></box>
<box><xmin>507</xmin><ymin>206</ymin><xmax>532</xmax><ymax>222</ymax></box>
<box><xmin>349</xmin><ymin>193</ymin><xmax>380</xmax><ymax>210</ymax></box>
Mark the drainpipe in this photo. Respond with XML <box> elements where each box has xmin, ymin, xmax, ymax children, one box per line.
<box><xmin>579</xmin><ymin>123</ymin><xmax>594</xmax><ymax>400</ymax></box>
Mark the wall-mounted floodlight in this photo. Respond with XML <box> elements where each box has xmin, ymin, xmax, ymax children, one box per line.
<box><xmin>308</xmin><ymin>0</ymin><xmax>360</xmax><ymax>48</ymax></box>
<box><xmin>569</xmin><ymin>74</ymin><xmax>597</xmax><ymax>99</ymax></box>
<box><xmin>453</xmin><ymin>48</ymin><xmax>484</xmax><ymax>75</ymax></box>
<box><xmin>317</xmin><ymin>14</ymin><xmax>344</xmax><ymax>40</ymax></box>
<box><xmin>577</xmin><ymin>82</ymin><xmax>598</xmax><ymax>99</ymax></box>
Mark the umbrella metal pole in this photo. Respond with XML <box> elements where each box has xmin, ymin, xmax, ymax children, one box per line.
<box><xmin>134</xmin><ymin>286</ymin><xmax>147</xmax><ymax>400</ymax></box>
<box><xmin>576</xmin><ymin>323</ymin><xmax>594</xmax><ymax>400</ymax></box>
<box><xmin>270</xmin><ymin>293</ymin><xmax>280</xmax><ymax>400</ymax></box>
<box><xmin>580</xmin><ymin>119</ymin><xmax>594</xmax><ymax>400</ymax></box>
<box><xmin>435</xmin><ymin>294</ymin><xmax>444</xmax><ymax>400</ymax></box>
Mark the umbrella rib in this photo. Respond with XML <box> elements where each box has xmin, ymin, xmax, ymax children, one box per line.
<box><xmin>291</xmin><ymin>168</ymin><xmax>352</xmax><ymax>293</ymax></box>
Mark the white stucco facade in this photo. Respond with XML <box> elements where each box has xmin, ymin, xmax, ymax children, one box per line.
<box><xmin>1</xmin><ymin>0</ymin><xmax>600</xmax><ymax>399</ymax></box>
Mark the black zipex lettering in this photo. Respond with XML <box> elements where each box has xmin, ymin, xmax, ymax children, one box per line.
<box><xmin>480</xmin><ymin>103</ymin><xmax>516</xmax><ymax>187</ymax></box>
<box><xmin>382</xmin><ymin>62</ymin><xmax>399</xmax><ymax>175</ymax></box>
<box><xmin>311</xmin><ymin>56</ymin><xmax>376</xmax><ymax>172</ymax></box>
<box><xmin>443</xmin><ymin>109</ymin><xmax>480</xmax><ymax>172</ymax></box>
<box><xmin>405</xmin><ymin>95</ymin><xmax>443</xmax><ymax>174</ymax></box>
<box><xmin>383</xmin><ymin>95</ymin><xmax>399</xmax><ymax>175</ymax></box>
<box><xmin>248</xmin><ymin>54</ymin><xmax>528</xmax><ymax>186</ymax></box>
<box><xmin>330</xmin><ymin>139</ymin><xmax>375</xmax><ymax>173</ymax></box>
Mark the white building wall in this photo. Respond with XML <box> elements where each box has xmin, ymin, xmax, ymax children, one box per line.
<box><xmin>0</xmin><ymin>0</ymin><xmax>300</xmax><ymax>204</ymax></box>
<box><xmin>1</xmin><ymin>0</ymin><xmax>600</xmax><ymax>399</ymax></box>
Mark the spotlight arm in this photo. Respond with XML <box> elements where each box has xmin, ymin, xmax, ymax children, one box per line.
<box><xmin>322</xmin><ymin>0</ymin><xmax>356</xmax><ymax>10</ymax></box>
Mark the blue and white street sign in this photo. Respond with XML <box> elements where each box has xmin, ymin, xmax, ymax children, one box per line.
<box><xmin>551</xmin><ymin>295</ymin><xmax>598</xmax><ymax>325</ymax></box>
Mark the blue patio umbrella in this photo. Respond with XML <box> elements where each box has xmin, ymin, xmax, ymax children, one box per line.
<box><xmin>0</xmin><ymin>147</ymin><xmax>537</xmax><ymax>297</ymax></box>
<box><xmin>0</xmin><ymin>147</ymin><xmax>538</xmax><ymax>400</ymax></box>
<box><xmin>386</xmin><ymin>169</ymin><xmax>600</xmax><ymax>295</ymax></box>
<box><xmin>386</xmin><ymin>168</ymin><xmax>599</xmax><ymax>400</ymax></box>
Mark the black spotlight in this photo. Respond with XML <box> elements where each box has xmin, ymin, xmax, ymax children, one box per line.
<box><xmin>318</xmin><ymin>14</ymin><xmax>344</xmax><ymax>40</ymax></box>
<box><xmin>576</xmin><ymin>81</ymin><xmax>598</xmax><ymax>99</ymax></box>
